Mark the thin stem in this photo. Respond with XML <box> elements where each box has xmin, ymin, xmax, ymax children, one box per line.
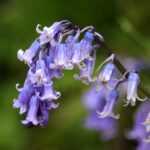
<box><xmin>94</xmin><ymin>34</ymin><xmax>150</xmax><ymax>98</ymax></box>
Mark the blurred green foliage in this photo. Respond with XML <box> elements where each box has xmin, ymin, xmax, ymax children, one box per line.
<box><xmin>0</xmin><ymin>0</ymin><xmax>150</xmax><ymax>149</ymax></box>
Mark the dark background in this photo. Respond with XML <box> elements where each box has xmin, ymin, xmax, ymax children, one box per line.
<box><xmin>0</xmin><ymin>0</ymin><xmax>150</xmax><ymax>149</ymax></box>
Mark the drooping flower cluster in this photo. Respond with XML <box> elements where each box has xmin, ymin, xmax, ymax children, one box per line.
<box><xmin>127</xmin><ymin>100</ymin><xmax>150</xmax><ymax>150</ymax></box>
<box><xmin>14</xmin><ymin>21</ymin><xmax>99</xmax><ymax>127</ymax></box>
<box><xmin>14</xmin><ymin>20</ymin><xmax>148</xmax><ymax>128</ymax></box>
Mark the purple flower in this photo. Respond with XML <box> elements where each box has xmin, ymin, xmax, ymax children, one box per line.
<box><xmin>21</xmin><ymin>95</ymin><xmax>59</xmax><ymax>127</ymax></box>
<box><xmin>39</xmin><ymin>100</ymin><xmax>59</xmax><ymax>128</ymax></box>
<box><xmin>13</xmin><ymin>80</ymin><xmax>34</xmax><ymax>114</ymax></box>
<box><xmin>17</xmin><ymin>40</ymin><xmax>40</xmax><ymax>65</ymax></box>
<box><xmin>44</xmin><ymin>54</ymin><xmax>64</xmax><ymax>79</ymax></box>
<box><xmin>97</xmin><ymin>89</ymin><xmax>120</xmax><ymax>119</ymax></box>
<box><xmin>80</xmin><ymin>31</ymin><xmax>94</xmax><ymax>60</ymax></box>
<box><xmin>124</xmin><ymin>71</ymin><xmax>147</xmax><ymax>106</ymax></box>
<box><xmin>74</xmin><ymin>57</ymin><xmax>96</xmax><ymax>84</ymax></box>
<box><xmin>22</xmin><ymin>95</ymin><xmax>39</xmax><ymax>125</ymax></box>
<box><xmin>36</xmin><ymin>22</ymin><xmax>62</xmax><ymax>46</ymax></box>
<box><xmin>83</xmin><ymin>84</ymin><xmax>118</xmax><ymax>140</ymax></box>
<box><xmin>127</xmin><ymin>100</ymin><xmax>150</xmax><ymax>150</ymax></box>
<box><xmin>71</xmin><ymin>31</ymin><xmax>97</xmax><ymax>66</ymax></box>
<box><xmin>54</xmin><ymin>43</ymin><xmax>73</xmax><ymax>70</ymax></box>
<box><xmin>14</xmin><ymin>58</ymin><xmax>61</xmax><ymax>127</ymax></box>
<box><xmin>98</xmin><ymin>63</ymin><xmax>116</xmax><ymax>83</ymax></box>
<box><xmin>65</xmin><ymin>35</ymin><xmax>75</xmax><ymax>61</ymax></box>
<box><xmin>72</xmin><ymin>42</ymin><xmax>82</xmax><ymax>65</ymax></box>
<box><xmin>28</xmin><ymin>59</ymin><xmax>50</xmax><ymax>86</ymax></box>
<box><xmin>37</xmin><ymin>82</ymin><xmax>60</xmax><ymax>100</ymax></box>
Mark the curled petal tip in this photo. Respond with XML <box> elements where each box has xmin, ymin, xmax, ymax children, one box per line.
<box><xmin>16</xmin><ymin>83</ymin><xmax>22</xmax><ymax>92</ymax></box>
<box><xmin>36</xmin><ymin>24</ymin><xmax>42</xmax><ymax>34</ymax></box>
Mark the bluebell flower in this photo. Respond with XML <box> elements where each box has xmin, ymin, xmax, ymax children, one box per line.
<box><xmin>72</xmin><ymin>42</ymin><xmax>82</xmax><ymax>65</ymax></box>
<box><xmin>14</xmin><ymin>57</ymin><xmax>61</xmax><ymax>127</ymax></box>
<box><xmin>97</xmin><ymin>89</ymin><xmax>120</xmax><ymax>119</ymax></box>
<box><xmin>22</xmin><ymin>98</ymin><xmax>59</xmax><ymax>128</ymax></box>
<box><xmin>39</xmin><ymin>100</ymin><xmax>59</xmax><ymax>128</ymax></box>
<box><xmin>36</xmin><ymin>22</ymin><xmax>62</xmax><ymax>46</ymax></box>
<box><xmin>83</xmin><ymin>84</ymin><xmax>118</xmax><ymax>140</ymax></box>
<box><xmin>71</xmin><ymin>31</ymin><xmax>97</xmax><ymax>66</ymax></box>
<box><xmin>28</xmin><ymin>59</ymin><xmax>50</xmax><ymax>86</ymax></box>
<box><xmin>74</xmin><ymin>57</ymin><xmax>96</xmax><ymax>84</ymax></box>
<box><xmin>98</xmin><ymin>63</ymin><xmax>116</xmax><ymax>83</ymax></box>
<box><xmin>22</xmin><ymin>95</ymin><xmax>39</xmax><ymax>126</ymax></box>
<box><xmin>127</xmin><ymin>100</ymin><xmax>150</xmax><ymax>149</ymax></box>
<box><xmin>18</xmin><ymin>40</ymin><xmax>40</xmax><ymax>65</ymax></box>
<box><xmin>37</xmin><ymin>82</ymin><xmax>60</xmax><ymax>100</ymax></box>
<box><xmin>80</xmin><ymin>31</ymin><xmax>94</xmax><ymax>60</ymax></box>
<box><xmin>13</xmin><ymin>80</ymin><xmax>34</xmax><ymax>114</ymax></box>
<box><xmin>53</xmin><ymin>43</ymin><xmax>73</xmax><ymax>70</ymax></box>
<box><xmin>124</xmin><ymin>71</ymin><xmax>147</xmax><ymax>106</ymax></box>
<box><xmin>44</xmin><ymin>54</ymin><xmax>64</xmax><ymax>79</ymax></box>
<box><xmin>65</xmin><ymin>35</ymin><xmax>75</xmax><ymax>61</ymax></box>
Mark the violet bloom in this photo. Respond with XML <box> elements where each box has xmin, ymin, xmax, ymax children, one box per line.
<box><xmin>127</xmin><ymin>100</ymin><xmax>150</xmax><ymax>150</ymax></box>
<box><xmin>97</xmin><ymin>89</ymin><xmax>120</xmax><ymax>119</ymax></box>
<box><xmin>98</xmin><ymin>63</ymin><xmax>116</xmax><ymax>83</ymax></box>
<box><xmin>65</xmin><ymin>35</ymin><xmax>75</xmax><ymax>61</ymax></box>
<box><xmin>74</xmin><ymin>57</ymin><xmax>96</xmax><ymax>84</ymax></box>
<box><xmin>83</xmin><ymin>84</ymin><xmax>118</xmax><ymax>140</ymax></box>
<box><xmin>28</xmin><ymin>59</ymin><xmax>50</xmax><ymax>86</ymax></box>
<box><xmin>13</xmin><ymin>80</ymin><xmax>34</xmax><ymax>114</ymax></box>
<box><xmin>22</xmin><ymin>95</ymin><xmax>39</xmax><ymax>125</ymax></box>
<box><xmin>37</xmin><ymin>82</ymin><xmax>60</xmax><ymax>100</ymax></box>
<box><xmin>80</xmin><ymin>31</ymin><xmax>94</xmax><ymax>60</ymax></box>
<box><xmin>18</xmin><ymin>40</ymin><xmax>40</xmax><ymax>65</ymax></box>
<box><xmin>39</xmin><ymin>100</ymin><xmax>59</xmax><ymax>128</ymax></box>
<box><xmin>125</xmin><ymin>71</ymin><xmax>147</xmax><ymax>106</ymax></box>
<box><xmin>72</xmin><ymin>42</ymin><xmax>82</xmax><ymax>65</ymax></box>
<box><xmin>72</xmin><ymin>31</ymin><xmax>97</xmax><ymax>66</ymax></box>
<box><xmin>14</xmin><ymin>21</ymin><xmax>67</xmax><ymax>128</ymax></box>
<box><xmin>44</xmin><ymin>54</ymin><xmax>64</xmax><ymax>79</ymax></box>
<box><xmin>36</xmin><ymin>22</ymin><xmax>62</xmax><ymax>46</ymax></box>
<box><xmin>54</xmin><ymin>43</ymin><xmax>73</xmax><ymax>70</ymax></box>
